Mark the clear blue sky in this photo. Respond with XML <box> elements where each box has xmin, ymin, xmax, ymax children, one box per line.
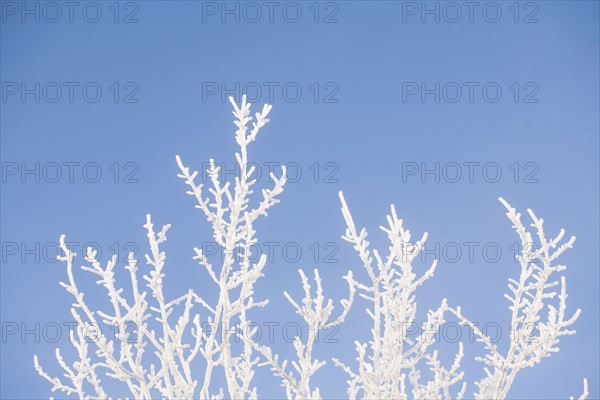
<box><xmin>1</xmin><ymin>1</ymin><xmax>598</xmax><ymax>399</ymax></box>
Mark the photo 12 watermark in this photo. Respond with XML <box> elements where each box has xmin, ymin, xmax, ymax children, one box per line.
<box><xmin>1</xmin><ymin>82</ymin><xmax>140</xmax><ymax>104</ymax></box>
<box><xmin>1</xmin><ymin>161</ymin><xmax>140</xmax><ymax>184</ymax></box>
<box><xmin>200</xmin><ymin>1</ymin><xmax>340</xmax><ymax>24</ymax></box>
<box><xmin>1</xmin><ymin>1</ymin><xmax>140</xmax><ymax>24</ymax></box>
<box><xmin>400</xmin><ymin>161</ymin><xmax>540</xmax><ymax>184</ymax></box>
<box><xmin>198</xmin><ymin>240</ymin><xmax>340</xmax><ymax>265</ymax></box>
<box><xmin>400</xmin><ymin>1</ymin><xmax>539</xmax><ymax>24</ymax></box>
<box><xmin>401</xmin><ymin>81</ymin><xmax>539</xmax><ymax>104</ymax></box>
<box><xmin>201</xmin><ymin>81</ymin><xmax>340</xmax><ymax>104</ymax></box>
<box><xmin>1</xmin><ymin>241</ymin><xmax>140</xmax><ymax>264</ymax></box>
<box><xmin>196</xmin><ymin>160</ymin><xmax>340</xmax><ymax>185</ymax></box>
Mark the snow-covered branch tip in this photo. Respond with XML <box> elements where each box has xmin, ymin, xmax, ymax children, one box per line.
<box><xmin>176</xmin><ymin>95</ymin><xmax>286</xmax><ymax>246</ymax></box>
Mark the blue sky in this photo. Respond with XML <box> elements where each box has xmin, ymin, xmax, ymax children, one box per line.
<box><xmin>1</xmin><ymin>1</ymin><xmax>598</xmax><ymax>399</ymax></box>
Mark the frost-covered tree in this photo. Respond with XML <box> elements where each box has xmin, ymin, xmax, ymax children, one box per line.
<box><xmin>34</xmin><ymin>96</ymin><xmax>588</xmax><ymax>399</ymax></box>
<box><xmin>35</xmin><ymin>96</ymin><xmax>286</xmax><ymax>399</ymax></box>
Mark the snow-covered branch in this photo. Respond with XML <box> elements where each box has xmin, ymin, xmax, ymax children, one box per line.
<box><xmin>175</xmin><ymin>95</ymin><xmax>286</xmax><ymax>399</ymax></box>
<box><xmin>34</xmin><ymin>221</ymin><xmax>204</xmax><ymax>399</ymax></box>
<box><xmin>35</xmin><ymin>96</ymin><xmax>286</xmax><ymax>400</ymax></box>
<box><xmin>256</xmin><ymin>268</ymin><xmax>355</xmax><ymax>400</ymax></box>
<box><xmin>449</xmin><ymin>198</ymin><xmax>586</xmax><ymax>399</ymax></box>
<box><xmin>333</xmin><ymin>192</ymin><xmax>466</xmax><ymax>399</ymax></box>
